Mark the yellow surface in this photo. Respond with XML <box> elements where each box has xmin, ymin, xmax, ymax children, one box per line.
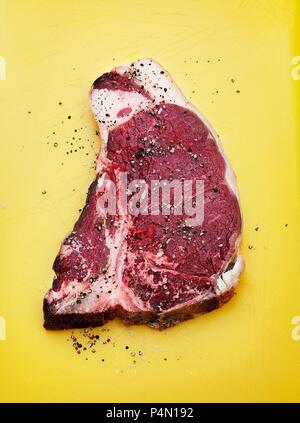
<box><xmin>0</xmin><ymin>0</ymin><xmax>300</xmax><ymax>403</ymax></box>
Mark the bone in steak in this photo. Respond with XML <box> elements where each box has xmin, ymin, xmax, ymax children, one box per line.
<box><xmin>43</xmin><ymin>58</ymin><xmax>243</xmax><ymax>330</ymax></box>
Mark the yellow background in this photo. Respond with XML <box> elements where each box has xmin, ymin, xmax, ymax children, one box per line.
<box><xmin>0</xmin><ymin>0</ymin><xmax>300</xmax><ymax>402</ymax></box>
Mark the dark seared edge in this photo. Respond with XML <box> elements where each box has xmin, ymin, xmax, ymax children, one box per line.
<box><xmin>43</xmin><ymin>299</ymin><xmax>112</xmax><ymax>330</ymax></box>
<box><xmin>92</xmin><ymin>71</ymin><xmax>151</xmax><ymax>98</ymax></box>
<box><xmin>43</xmin><ymin>288</ymin><xmax>234</xmax><ymax>330</ymax></box>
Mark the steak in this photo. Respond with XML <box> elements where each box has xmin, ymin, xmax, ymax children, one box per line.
<box><xmin>43</xmin><ymin>58</ymin><xmax>243</xmax><ymax>330</ymax></box>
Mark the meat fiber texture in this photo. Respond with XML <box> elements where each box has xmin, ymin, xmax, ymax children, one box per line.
<box><xmin>44</xmin><ymin>58</ymin><xmax>243</xmax><ymax>330</ymax></box>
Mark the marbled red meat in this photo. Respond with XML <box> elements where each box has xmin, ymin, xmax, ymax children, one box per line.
<box><xmin>43</xmin><ymin>58</ymin><xmax>243</xmax><ymax>330</ymax></box>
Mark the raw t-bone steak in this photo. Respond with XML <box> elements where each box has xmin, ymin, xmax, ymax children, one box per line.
<box><xmin>43</xmin><ymin>58</ymin><xmax>243</xmax><ymax>329</ymax></box>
